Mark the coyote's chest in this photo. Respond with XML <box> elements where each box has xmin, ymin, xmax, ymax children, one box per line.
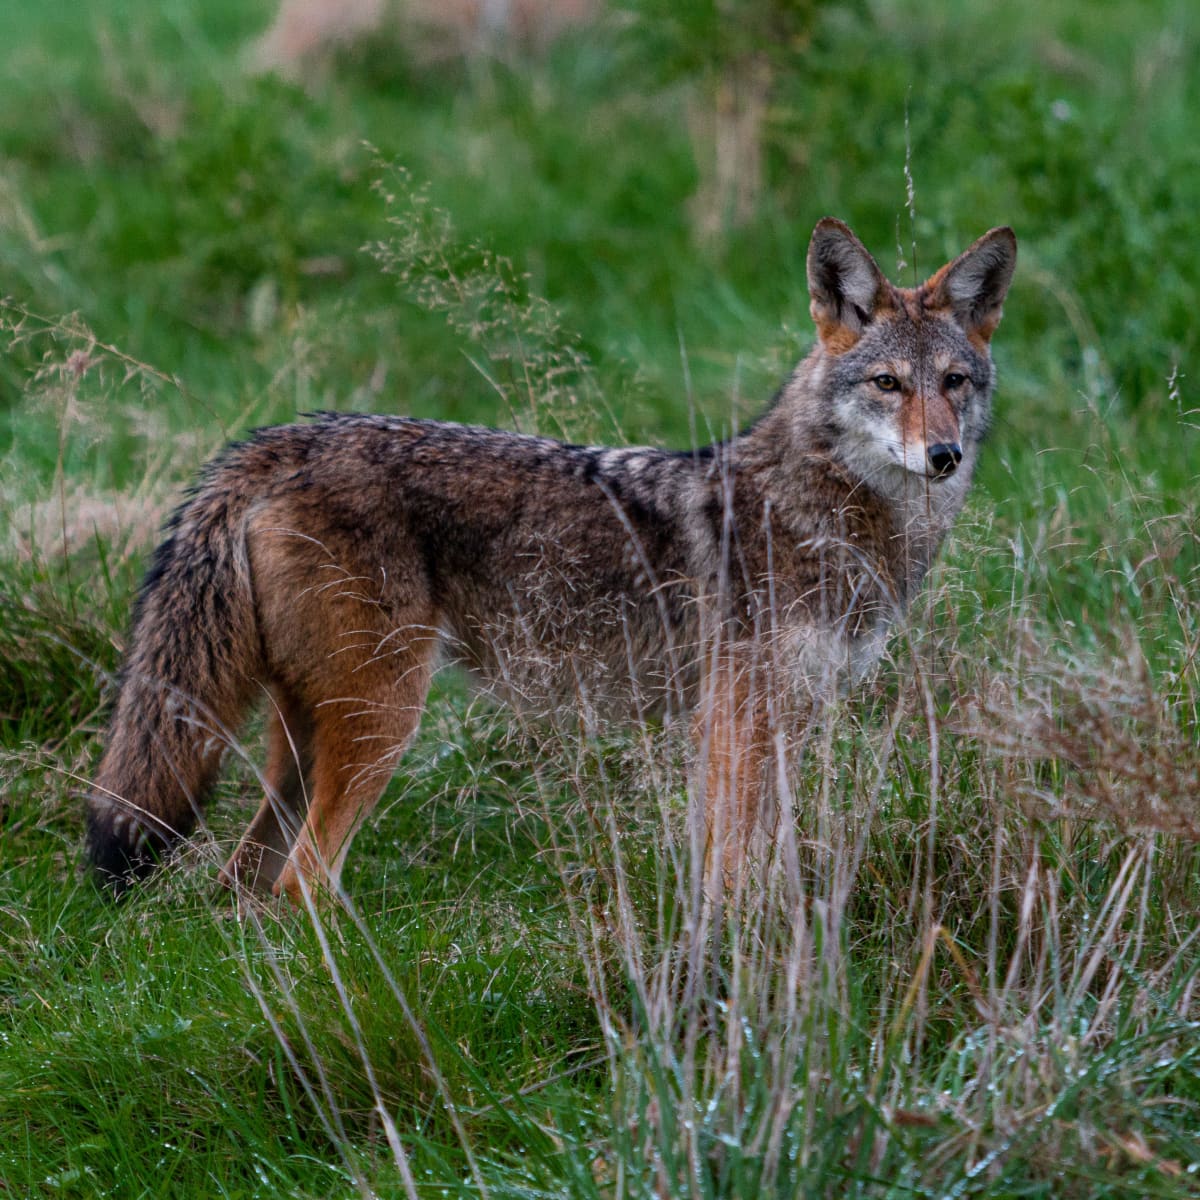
<box><xmin>438</xmin><ymin>487</ymin><xmax>944</xmax><ymax>721</ymax></box>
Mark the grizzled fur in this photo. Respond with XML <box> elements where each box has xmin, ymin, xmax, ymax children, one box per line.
<box><xmin>87</xmin><ymin>219</ymin><xmax>1016</xmax><ymax>903</ymax></box>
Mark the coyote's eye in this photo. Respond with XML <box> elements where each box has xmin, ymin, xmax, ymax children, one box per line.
<box><xmin>872</xmin><ymin>374</ymin><xmax>901</xmax><ymax>393</ymax></box>
<box><xmin>944</xmin><ymin>372</ymin><xmax>967</xmax><ymax>390</ymax></box>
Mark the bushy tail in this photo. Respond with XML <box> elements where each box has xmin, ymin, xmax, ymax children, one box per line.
<box><xmin>87</xmin><ymin>462</ymin><xmax>267</xmax><ymax>894</ymax></box>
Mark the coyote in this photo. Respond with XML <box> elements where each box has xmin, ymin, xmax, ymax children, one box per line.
<box><xmin>87</xmin><ymin>219</ymin><xmax>1015</xmax><ymax>904</ymax></box>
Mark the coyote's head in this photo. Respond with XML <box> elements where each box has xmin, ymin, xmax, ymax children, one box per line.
<box><xmin>803</xmin><ymin>218</ymin><xmax>1016</xmax><ymax>494</ymax></box>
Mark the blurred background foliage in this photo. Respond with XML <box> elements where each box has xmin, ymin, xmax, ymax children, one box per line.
<box><xmin>1</xmin><ymin>0</ymin><xmax>1196</xmax><ymax>453</ymax></box>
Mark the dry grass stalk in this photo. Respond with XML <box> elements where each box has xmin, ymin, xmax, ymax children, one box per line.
<box><xmin>967</xmin><ymin>637</ymin><xmax>1200</xmax><ymax>841</ymax></box>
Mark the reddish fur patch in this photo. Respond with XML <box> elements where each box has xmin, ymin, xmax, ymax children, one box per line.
<box><xmin>698</xmin><ymin>653</ymin><xmax>771</xmax><ymax>888</ymax></box>
<box><xmin>901</xmin><ymin>390</ymin><xmax>959</xmax><ymax>453</ymax></box>
<box><xmin>813</xmin><ymin>288</ymin><xmax>903</xmax><ymax>356</ymax></box>
<box><xmin>815</xmin><ymin>318</ymin><xmax>862</xmax><ymax>355</ymax></box>
<box><xmin>921</xmin><ymin>262</ymin><xmax>952</xmax><ymax>299</ymax></box>
<box><xmin>968</xmin><ymin>319</ymin><xmax>1000</xmax><ymax>350</ymax></box>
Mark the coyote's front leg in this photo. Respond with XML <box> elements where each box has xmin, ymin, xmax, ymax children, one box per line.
<box><xmin>696</xmin><ymin>649</ymin><xmax>773</xmax><ymax>893</ymax></box>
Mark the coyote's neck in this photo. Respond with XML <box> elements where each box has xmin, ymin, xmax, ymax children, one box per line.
<box><xmin>731</xmin><ymin>388</ymin><xmax>967</xmax><ymax>614</ymax></box>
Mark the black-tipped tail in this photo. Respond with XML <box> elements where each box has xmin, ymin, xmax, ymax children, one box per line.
<box><xmin>84</xmin><ymin>439</ymin><xmax>272</xmax><ymax>897</ymax></box>
<box><xmin>86</xmin><ymin>794</ymin><xmax>179</xmax><ymax>897</ymax></box>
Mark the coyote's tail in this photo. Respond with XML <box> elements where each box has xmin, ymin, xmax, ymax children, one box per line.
<box><xmin>87</xmin><ymin>450</ymin><xmax>269</xmax><ymax>894</ymax></box>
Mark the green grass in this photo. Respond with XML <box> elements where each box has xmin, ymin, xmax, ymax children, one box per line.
<box><xmin>2</xmin><ymin>0</ymin><xmax>1199</xmax><ymax>1194</ymax></box>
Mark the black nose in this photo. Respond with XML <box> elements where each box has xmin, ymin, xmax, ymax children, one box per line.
<box><xmin>928</xmin><ymin>443</ymin><xmax>963</xmax><ymax>476</ymax></box>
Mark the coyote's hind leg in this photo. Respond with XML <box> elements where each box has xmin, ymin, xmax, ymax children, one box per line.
<box><xmin>240</xmin><ymin>500</ymin><xmax>439</xmax><ymax>907</ymax></box>
<box><xmin>218</xmin><ymin>687</ymin><xmax>313</xmax><ymax>896</ymax></box>
<box><xmin>273</xmin><ymin>634</ymin><xmax>437</xmax><ymax>907</ymax></box>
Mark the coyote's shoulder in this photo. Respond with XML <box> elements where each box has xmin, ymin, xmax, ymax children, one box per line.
<box><xmin>87</xmin><ymin>218</ymin><xmax>1016</xmax><ymax>903</ymax></box>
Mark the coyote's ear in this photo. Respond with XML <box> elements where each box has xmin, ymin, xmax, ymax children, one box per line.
<box><xmin>927</xmin><ymin>227</ymin><xmax>1017</xmax><ymax>343</ymax></box>
<box><xmin>806</xmin><ymin>218</ymin><xmax>891</xmax><ymax>352</ymax></box>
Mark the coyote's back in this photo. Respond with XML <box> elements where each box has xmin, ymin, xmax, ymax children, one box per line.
<box><xmin>87</xmin><ymin>217</ymin><xmax>1015</xmax><ymax>903</ymax></box>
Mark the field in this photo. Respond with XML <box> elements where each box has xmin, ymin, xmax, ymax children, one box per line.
<box><xmin>2</xmin><ymin>0</ymin><xmax>1199</xmax><ymax>1194</ymax></box>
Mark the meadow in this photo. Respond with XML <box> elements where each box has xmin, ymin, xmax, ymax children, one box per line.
<box><xmin>1</xmin><ymin>0</ymin><xmax>1198</xmax><ymax>1194</ymax></box>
